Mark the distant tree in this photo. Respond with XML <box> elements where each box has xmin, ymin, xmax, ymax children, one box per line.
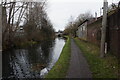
<box><xmin>76</xmin><ymin>11</ymin><xmax>93</xmax><ymax>22</ymax></box>
<box><xmin>64</xmin><ymin>12</ymin><xmax>93</xmax><ymax>37</ymax></box>
<box><xmin>108</xmin><ymin>2</ymin><xmax>119</xmax><ymax>12</ymax></box>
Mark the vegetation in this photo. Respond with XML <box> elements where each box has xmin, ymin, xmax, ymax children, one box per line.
<box><xmin>108</xmin><ymin>2</ymin><xmax>120</xmax><ymax>12</ymax></box>
<box><xmin>23</xmin><ymin>2</ymin><xmax>55</xmax><ymax>42</ymax></box>
<box><xmin>45</xmin><ymin>36</ymin><xmax>71</xmax><ymax>78</ymax></box>
<box><xmin>74</xmin><ymin>38</ymin><xmax>119</xmax><ymax>78</ymax></box>
<box><xmin>2</xmin><ymin>1</ymin><xmax>55</xmax><ymax>50</ymax></box>
<box><xmin>63</xmin><ymin>12</ymin><xmax>93</xmax><ymax>37</ymax></box>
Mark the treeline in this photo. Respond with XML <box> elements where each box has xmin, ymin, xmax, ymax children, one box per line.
<box><xmin>23</xmin><ymin>2</ymin><xmax>55</xmax><ymax>41</ymax></box>
<box><xmin>63</xmin><ymin>2</ymin><xmax>119</xmax><ymax>37</ymax></box>
<box><xmin>63</xmin><ymin>12</ymin><xmax>93</xmax><ymax>37</ymax></box>
<box><xmin>2</xmin><ymin>1</ymin><xmax>55</xmax><ymax>50</ymax></box>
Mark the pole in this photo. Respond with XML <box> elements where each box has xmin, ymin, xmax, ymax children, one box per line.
<box><xmin>100</xmin><ymin>0</ymin><xmax>108</xmax><ymax>58</ymax></box>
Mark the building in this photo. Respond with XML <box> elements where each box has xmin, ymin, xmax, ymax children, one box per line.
<box><xmin>15</xmin><ymin>26</ymin><xmax>25</xmax><ymax>36</ymax></box>
<box><xmin>55</xmin><ymin>30</ymin><xmax>63</xmax><ymax>37</ymax></box>
<box><xmin>76</xmin><ymin>19</ymin><xmax>88</xmax><ymax>40</ymax></box>
<box><xmin>87</xmin><ymin>8</ymin><xmax>120</xmax><ymax>56</ymax></box>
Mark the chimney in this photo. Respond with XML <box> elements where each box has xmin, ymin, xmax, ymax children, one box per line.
<box><xmin>95</xmin><ymin>12</ymin><xmax>97</xmax><ymax>20</ymax></box>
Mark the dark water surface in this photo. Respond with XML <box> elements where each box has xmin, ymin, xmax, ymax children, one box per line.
<box><xmin>2</xmin><ymin>37</ymin><xmax>65</xmax><ymax>79</ymax></box>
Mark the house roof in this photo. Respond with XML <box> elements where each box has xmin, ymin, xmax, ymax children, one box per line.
<box><xmin>87</xmin><ymin>8</ymin><xmax>120</xmax><ymax>26</ymax></box>
<box><xmin>78</xmin><ymin>19</ymin><xmax>88</xmax><ymax>27</ymax></box>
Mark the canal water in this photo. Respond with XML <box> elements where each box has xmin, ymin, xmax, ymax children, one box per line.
<box><xmin>2</xmin><ymin>37</ymin><xmax>65</xmax><ymax>79</ymax></box>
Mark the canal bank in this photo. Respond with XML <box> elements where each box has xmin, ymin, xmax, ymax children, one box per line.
<box><xmin>45</xmin><ymin>37</ymin><xmax>71</xmax><ymax>78</ymax></box>
<box><xmin>2</xmin><ymin>37</ymin><xmax>66</xmax><ymax>79</ymax></box>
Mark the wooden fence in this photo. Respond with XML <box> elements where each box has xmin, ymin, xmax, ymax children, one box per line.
<box><xmin>107</xmin><ymin>8</ymin><xmax>120</xmax><ymax>56</ymax></box>
<box><xmin>87</xmin><ymin>8</ymin><xmax>120</xmax><ymax>56</ymax></box>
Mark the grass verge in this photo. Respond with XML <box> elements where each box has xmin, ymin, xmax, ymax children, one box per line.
<box><xmin>45</xmin><ymin>37</ymin><xmax>71</xmax><ymax>78</ymax></box>
<box><xmin>74</xmin><ymin>38</ymin><xmax>119</xmax><ymax>78</ymax></box>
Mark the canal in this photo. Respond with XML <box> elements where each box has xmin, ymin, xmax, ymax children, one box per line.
<box><xmin>2</xmin><ymin>37</ymin><xmax>65</xmax><ymax>79</ymax></box>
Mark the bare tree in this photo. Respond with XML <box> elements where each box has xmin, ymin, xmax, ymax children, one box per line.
<box><xmin>76</xmin><ymin>11</ymin><xmax>93</xmax><ymax>22</ymax></box>
<box><xmin>2</xmin><ymin>1</ymin><xmax>29</xmax><ymax>49</ymax></box>
<box><xmin>23</xmin><ymin>1</ymin><xmax>55</xmax><ymax>42</ymax></box>
<box><xmin>64</xmin><ymin>12</ymin><xmax>93</xmax><ymax>37</ymax></box>
<box><xmin>2</xmin><ymin>0</ymin><xmax>55</xmax><ymax>50</ymax></box>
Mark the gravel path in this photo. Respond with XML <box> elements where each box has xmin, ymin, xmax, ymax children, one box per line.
<box><xmin>66</xmin><ymin>39</ymin><xmax>92</xmax><ymax>78</ymax></box>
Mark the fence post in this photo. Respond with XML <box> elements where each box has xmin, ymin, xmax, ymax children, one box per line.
<box><xmin>100</xmin><ymin>0</ymin><xmax>108</xmax><ymax>58</ymax></box>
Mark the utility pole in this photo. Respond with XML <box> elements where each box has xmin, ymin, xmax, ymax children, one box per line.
<box><xmin>100</xmin><ymin>0</ymin><xmax>108</xmax><ymax>58</ymax></box>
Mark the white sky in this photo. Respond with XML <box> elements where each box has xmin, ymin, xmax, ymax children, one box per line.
<box><xmin>46</xmin><ymin>0</ymin><xmax>119</xmax><ymax>31</ymax></box>
<box><xmin>0</xmin><ymin>0</ymin><xmax>119</xmax><ymax>31</ymax></box>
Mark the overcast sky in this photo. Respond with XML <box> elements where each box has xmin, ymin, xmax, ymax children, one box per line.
<box><xmin>46</xmin><ymin>0</ymin><xmax>119</xmax><ymax>31</ymax></box>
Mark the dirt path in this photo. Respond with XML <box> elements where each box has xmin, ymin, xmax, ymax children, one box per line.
<box><xmin>66</xmin><ymin>39</ymin><xmax>92</xmax><ymax>78</ymax></box>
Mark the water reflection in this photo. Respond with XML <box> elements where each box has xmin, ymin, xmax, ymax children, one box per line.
<box><xmin>2</xmin><ymin>37</ymin><xmax>65</xmax><ymax>79</ymax></box>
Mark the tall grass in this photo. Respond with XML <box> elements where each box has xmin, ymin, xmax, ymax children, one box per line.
<box><xmin>74</xmin><ymin>38</ymin><xmax>118</xmax><ymax>78</ymax></box>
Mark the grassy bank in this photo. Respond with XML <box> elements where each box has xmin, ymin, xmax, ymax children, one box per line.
<box><xmin>74</xmin><ymin>38</ymin><xmax>119</xmax><ymax>78</ymax></box>
<box><xmin>45</xmin><ymin>37</ymin><xmax>71</xmax><ymax>78</ymax></box>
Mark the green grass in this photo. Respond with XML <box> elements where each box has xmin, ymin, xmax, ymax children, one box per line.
<box><xmin>45</xmin><ymin>37</ymin><xmax>71</xmax><ymax>78</ymax></box>
<box><xmin>74</xmin><ymin>38</ymin><xmax>119</xmax><ymax>78</ymax></box>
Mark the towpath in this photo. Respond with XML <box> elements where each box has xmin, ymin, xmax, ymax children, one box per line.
<box><xmin>66</xmin><ymin>39</ymin><xmax>92</xmax><ymax>78</ymax></box>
